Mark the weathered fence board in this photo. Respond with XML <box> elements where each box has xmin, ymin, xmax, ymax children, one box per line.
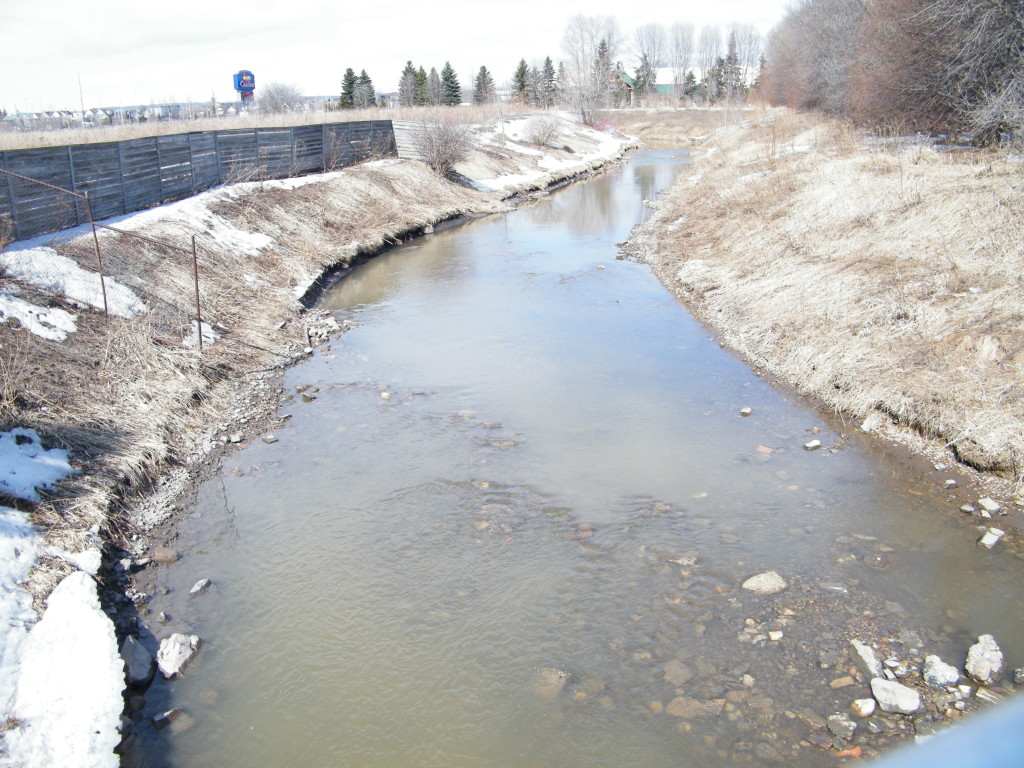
<box><xmin>0</xmin><ymin>120</ymin><xmax>399</xmax><ymax>241</ymax></box>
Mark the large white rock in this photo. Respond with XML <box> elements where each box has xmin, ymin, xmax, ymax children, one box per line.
<box><xmin>871</xmin><ymin>677</ymin><xmax>921</xmax><ymax>714</ymax></box>
<box><xmin>923</xmin><ymin>655</ymin><xmax>960</xmax><ymax>688</ymax></box>
<box><xmin>965</xmin><ymin>635</ymin><xmax>1004</xmax><ymax>685</ymax></box>
<box><xmin>157</xmin><ymin>633</ymin><xmax>201</xmax><ymax>679</ymax></box>
<box><xmin>741</xmin><ymin>571</ymin><xmax>789</xmax><ymax>595</ymax></box>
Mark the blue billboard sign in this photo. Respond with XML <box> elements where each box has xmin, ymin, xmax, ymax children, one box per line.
<box><xmin>233</xmin><ymin>71</ymin><xmax>256</xmax><ymax>93</ymax></box>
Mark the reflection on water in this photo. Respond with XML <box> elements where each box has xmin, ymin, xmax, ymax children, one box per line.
<box><xmin>131</xmin><ymin>151</ymin><xmax>1024</xmax><ymax>768</ymax></box>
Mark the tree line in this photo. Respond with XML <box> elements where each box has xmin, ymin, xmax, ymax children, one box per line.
<box><xmin>758</xmin><ymin>0</ymin><xmax>1024</xmax><ymax>143</ymax></box>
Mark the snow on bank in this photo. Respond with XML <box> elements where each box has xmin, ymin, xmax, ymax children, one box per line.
<box><xmin>0</xmin><ymin>431</ymin><xmax>119</xmax><ymax>768</ymax></box>
<box><xmin>0</xmin><ymin>288</ymin><xmax>77</xmax><ymax>341</ymax></box>
<box><xmin>0</xmin><ymin>247</ymin><xmax>147</xmax><ymax>320</ymax></box>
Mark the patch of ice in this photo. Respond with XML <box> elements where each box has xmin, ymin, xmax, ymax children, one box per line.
<box><xmin>0</xmin><ymin>288</ymin><xmax>78</xmax><ymax>341</ymax></box>
<box><xmin>182</xmin><ymin>320</ymin><xmax>221</xmax><ymax>349</ymax></box>
<box><xmin>0</xmin><ymin>428</ymin><xmax>75</xmax><ymax>502</ymax></box>
<box><xmin>4</xmin><ymin>570</ymin><xmax>123</xmax><ymax>768</ymax></box>
<box><xmin>0</xmin><ymin>247</ymin><xmax>147</xmax><ymax>318</ymax></box>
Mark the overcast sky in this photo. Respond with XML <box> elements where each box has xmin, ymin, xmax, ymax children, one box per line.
<box><xmin>0</xmin><ymin>1</ymin><xmax>791</xmax><ymax>113</ymax></box>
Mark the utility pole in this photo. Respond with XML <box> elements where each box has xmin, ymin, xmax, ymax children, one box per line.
<box><xmin>78</xmin><ymin>73</ymin><xmax>86</xmax><ymax>127</ymax></box>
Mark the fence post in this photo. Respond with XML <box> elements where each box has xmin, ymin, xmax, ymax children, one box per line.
<box><xmin>1</xmin><ymin>153</ymin><xmax>19</xmax><ymax>240</ymax></box>
<box><xmin>192</xmin><ymin>235</ymin><xmax>202</xmax><ymax>352</ymax></box>
<box><xmin>84</xmin><ymin>191</ymin><xmax>110</xmax><ymax>320</ymax></box>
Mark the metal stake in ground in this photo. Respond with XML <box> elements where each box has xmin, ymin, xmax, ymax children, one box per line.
<box><xmin>192</xmin><ymin>235</ymin><xmax>202</xmax><ymax>351</ymax></box>
<box><xmin>84</xmin><ymin>191</ymin><xmax>110</xmax><ymax>320</ymax></box>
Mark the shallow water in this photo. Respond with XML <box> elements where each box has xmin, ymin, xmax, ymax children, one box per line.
<box><xmin>131</xmin><ymin>150</ymin><xmax>1024</xmax><ymax>768</ymax></box>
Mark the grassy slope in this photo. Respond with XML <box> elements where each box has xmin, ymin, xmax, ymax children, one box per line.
<box><xmin>618</xmin><ymin>109</ymin><xmax>1023</xmax><ymax>489</ymax></box>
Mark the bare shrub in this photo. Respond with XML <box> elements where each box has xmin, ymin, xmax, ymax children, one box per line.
<box><xmin>259</xmin><ymin>82</ymin><xmax>305</xmax><ymax>115</ymax></box>
<box><xmin>525</xmin><ymin>115</ymin><xmax>560</xmax><ymax>147</ymax></box>
<box><xmin>413</xmin><ymin>120</ymin><xmax>473</xmax><ymax>176</ymax></box>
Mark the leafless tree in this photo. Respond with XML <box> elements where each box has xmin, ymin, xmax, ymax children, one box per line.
<box><xmin>731</xmin><ymin>23</ymin><xmax>762</xmax><ymax>85</ymax></box>
<box><xmin>670</xmin><ymin>23</ymin><xmax>696</xmax><ymax>100</ymax></box>
<box><xmin>697</xmin><ymin>25</ymin><xmax>722</xmax><ymax>102</ymax></box>
<box><xmin>259</xmin><ymin>82</ymin><xmax>304</xmax><ymax>114</ymax></box>
<box><xmin>561</xmin><ymin>14</ymin><xmax>622</xmax><ymax>123</ymax></box>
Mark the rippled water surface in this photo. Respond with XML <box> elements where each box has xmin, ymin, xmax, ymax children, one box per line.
<box><xmin>132</xmin><ymin>151</ymin><xmax>1024</xmax><ymax>768</ymax></box>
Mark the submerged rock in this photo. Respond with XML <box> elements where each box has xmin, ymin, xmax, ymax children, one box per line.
<box><xmin>157</xmin><ymin>633</ymin><xmax>201</xmax><ymax>679</ymax></box>
<box><xmin>741</xmin><ymin>571</ymin><xmax>788</xmax><ymax>595</ymax></box>
<box><xmin>533</xmin><ymin>667</ymin><xmax>572</xmax><ymax>699</ymax></box>
<box><xmin>663</xmin><ymin>659</ymin><xmax>694</xmax><ymax>687</ymax></box>
<box><xmin>870</xmin><ymin>678</ymin><xmax>920</xmax><ymax>714</ymax></box>
<box><xmin>978</xmin><ymin>528</ymin><xmax>1005</xmax><ymax>550</ymax></box>
<box><xmin>827</xmin><ymin>712</ymin><xmax>857</xmax><ymax>740</ymax></box>
<box><xmin>965</xmin><ymin>635</ymin><xmax>1004</xmax><ymax>685</ymax></box>
<box><xmin>666</xmin><ymin>697</ymin><xmax>725</xmax><ymax>719</ymax></box>
<box><xmin>189</xmin><ymin>578</ymin><xmax>212</xmax><ymax>597</ymax></box>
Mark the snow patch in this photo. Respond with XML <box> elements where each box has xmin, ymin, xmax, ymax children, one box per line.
<box><xmin>183</xmin><ymin>319</ymin><xmax>221</xmax><ymax>349</ymax></box>
<box><xmin>0</xmin><ymin>247</ymin><xmax>147</xmax><ymax>319</ymax></box>
<box><xmin>4</xmin><ymin>570</ymin><xmax>123</xmax><ymax>768</ymax></box>
<box><xmin>0</xmin><ymin>507</ymin><xmax>40</xmax><ymax>717</ymax></box>
<box><xmin>0</xmin><ymin>428</ymin><xmax>75</xmax><ymax>502</ymax></box>
<box><xmin>0</xmin><ymin>288</ymin><xmax>78</xmax><ymax>341</ymax></box>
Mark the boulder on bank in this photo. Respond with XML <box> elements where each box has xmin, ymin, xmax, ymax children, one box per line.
<box><xmin>120</xmin><ymin>635</ymin><xmax>155</xmax><ymax>687</ymax></box>
<box><xmin>923</xmin><ymin>655</ymin><xmax>960</xmax><ymax>688</ymax></box>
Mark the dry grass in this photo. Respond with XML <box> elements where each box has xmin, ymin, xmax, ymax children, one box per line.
<box><xmin>0</xmin><ymin>104</ymin><xmax>536</xmax><ymax>151</ymax></box>
<box><xmin>601</xmin><ymin>107</ymin><xmax>758</xmax><ymax>145</ymax></box>
<box><xmin>627</xmin><ymin>109</ymin><xmax>1024</xmax><ymax>486</ymax></box>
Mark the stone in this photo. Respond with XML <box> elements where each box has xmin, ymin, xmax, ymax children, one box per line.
<box><xmin>261</xmin><ymin>433</ymin><xmax>278</xmax><ymax>444</ymax></box>
<box><xmin>978</xmin><ymin>528</ymin><xmax>1005</xmax><ymax>549</ymax></box>
<box><xmin>1014</xmin><ymin>668</ymin><xmax>1024</xmax><ymax>685</ymax></box>
<box><xmin>961</xmin><ymin>504</ymin><xmax>976</xmax><ymax>514</ymax></box>
<box><xmin>741</xmin><ymin>571</ymin><xmax>788</xmax><ymax>595</ymax></box>
<box><xmin>152</xmin><ymin>707</ymin><xmax>185</xmax><ymax>730</ymax></box>
<box><xmin>229</xmin><ymin>433</ymin><xmax>243</xmax><ymax>443</ymax></box>
<box><xmin>827</xmin><ymin>713</ymin><xmax>858</xmax><ymax>741</ymax></box>
<box><xmin>663</xmin><ymin>659</ymin><xmax>694</xmax><ymax>687</ymax></box>
<box><xmin>768</xmin><ymin>631</ymin><xmax>784</xmax><ymax>642</ymax></box>
<box><xmin>533</xmin><ymin>667</ymin><xmax>571</xmax><ymax>699</ymax></box>
<box><xmin>965</xmin><ymin>635</ymin><xmax>1004</xmax><ymax>685</ymax></box>
<box><xmin>666</xmin><ymin>697</ymin><xmax>725</xmax><ymax>719</ymax></box>
<box><xmin>739</xmin><ymin>407</ymin><xmax>754</xmax><ymax>417</ymax></box>
<box><xmin>978</xmin><ymin>498</ymin><xmax>1002</xmax><ymax>513</ymax></box>
<box><xmin>923</xmin><ymin>655</ymin><xmax>960</xmax><ymax>688</ymax></box>
<box><xmin>803</xmin><ymin>440</ymin><xmax>822</xmax><ymax>451</ymax></box>
<box><xmin>851</xmin><ymin>698</ymin><xmax>876</xmax><ymax>717</ymax></box>
<box><xmin>860</xmin><ymin>413</ymin><xmax>885</xmax><ymax>433</ymax></box>
<box><xmin>120</xmin><ymin>635</ymin><xmax>155</xmax><ymax>687</ymax></box>
<box><xmin>150</xmin><ymin>547</ymin><xmax>179</xmax><ymax>565</ymax></box>
<box><xmin>189</xmin><ymin>578</ymin><xmax>212</xmax><ymax>597</ymax></box>
<box><xmin>157</xmin><ymin>634</ymin><xmax>201</xmax><ymax>679</ymax></box>
<box><xmin>871</xmin><ymin>678</ymin><xmax>921</xmax><ymax>714</ymax></box>
<box><xmin>852</xmin><ymin>640</ymin><xmax>885</xmax><ymax>679</ymax></box>
<box><xmin>830</xmin><ymin>676</ymin><xmax>856</xmax><ymax>689</ymax></box>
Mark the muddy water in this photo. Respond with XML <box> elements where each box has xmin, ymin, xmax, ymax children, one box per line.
<box><xmin>132</xmin><ymin>150</ymin><xmax>1024</xmax><ymax>768</ymax></box>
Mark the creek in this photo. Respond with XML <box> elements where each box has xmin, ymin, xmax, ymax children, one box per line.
<box><xmin>130</xmin><ymin>150</ymin><xmax>1024</xmax><ymax>767</ymax></box>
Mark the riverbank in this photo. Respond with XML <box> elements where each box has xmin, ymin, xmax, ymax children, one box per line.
<box><xmin>0</xmin><ymin>112</ymin><xmax>636</xmax><ymax>766</ymax></box>
<box><xmin>616</xmin><ymin>108</ymin><xmax>1023</xmax><ymax>510</ymax></box>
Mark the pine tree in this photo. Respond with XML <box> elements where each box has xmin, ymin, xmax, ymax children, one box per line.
<box><xmin>512</xmin><ymin>59</ymin><xmax>530</xmax><ymax>103</ymax></box>
<box><xmin>427</xmin><ymin>67</ymin><xmax>442</xmax><ymax>106</ymax></box>
<box><xmin>473</xmin><ymin>66</ymin><xmax>496</xmax><ymax>104</ymax></box>
<box><xmin>340</xmin><ymin>68</ymin><xmax>357</xmax><ymax>109</ymax></box>
<box><xmin>415</xmin><ymin>66</ymin><xmax>429</xmax><ymax>106</ymax></box>
<box><xmin>399</xmin><ymin>61</ymin><xmax>417</xmax><ymax>107</ymax></box>
<box><xmin>722</xmin><ymin>31</ymin><xmax>745</xmax><ymax>101</ymax></box>
<box><xmin>355</xmin><ymin>70</ymin><xmax>376</xmax><ymax>109</ymax></box>
<box><xmin>441</xmin><ymin>61</ymin><xmax>461</xmax><ymax>106</ymax></box>
<box><xmin>542</xmin><ymin>57</ymin><xmax>558</xmax><ymax>107</ymax></box>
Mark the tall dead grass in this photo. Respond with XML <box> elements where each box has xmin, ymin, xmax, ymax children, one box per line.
<box><xmin>627</xmin><ymin>109</ymin><xmax>1024</xmax><ymax>486</ymax></box>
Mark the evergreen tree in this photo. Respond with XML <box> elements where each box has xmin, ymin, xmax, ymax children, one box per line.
<box><xmin>594</xmin><ymin>39</ymin><xmax>614</xmax><ymax>107</ymax></box>
<box><xmin>634</xmin><ymin>53</ymin><xmax>657</xmax><ymax>104</ymax></box>
<box><xmin>542</xmin><ymin>57</ymin><xmax>557</xmax><ymax>107</ymax></box>
<box><xmin>427</xmin><ymin>67</ymin><xmax>442</xmax><ymax>106</ymax></box>
<box><xmin>512</xmin><ymin>59</ymin><xmax>530</xmax><ymax>103</ymax></box>
<box><xmin>355</xmin><ymin>70</ymin><xmax>376</xmax><ymax>109</ymax></box>
<box><xmin>415</xmin><ymin>66</ymin><xmax>429</xmax><ymax>106</ymax></box>
<box><xmin>473</xmin><ymin>65</ymin><xmax>496</xmax><ymax>104</ymax></box>
<box><xmin>722</xmin><ymin>31</ymin><xmax>745</xmax><ymax>101</ymax></box>
<box><xmin>399</xmin><ymin>61</ymin><xmax>417</xmax><ymax>107</ymax></box>
<box><xmin>340</xmin><ymin>68</ymin><xmax>357</xmax><ymax>109</ymax></box>
<box><xmin>441</xmin><ymin>61</ymin><xmax>462</xmax><ymax>106</ymax></box>
<box><xmin>529</xmin><ymin>65</ymin><xmax>541</xmax><ymax>105</ymax></box>
<box><xmin>556</xmin><ymin>61</ymin><xmax>568</xmax><ymax>106</ymax></box>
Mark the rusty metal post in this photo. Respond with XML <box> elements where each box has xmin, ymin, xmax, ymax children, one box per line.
<box><xmin>192</xmin><ymin>235</ymin><xmax>202</xmax><ymax>351</ymax></box>
<box><xmin>84</xmin><ymin>191</ymin><xmax>110</xmax><ymax>320</ymax></box>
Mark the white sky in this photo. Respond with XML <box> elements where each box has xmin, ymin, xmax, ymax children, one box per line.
<box><xmin>0</xmin><ymin>1</ymin><xmax>791</xmax><ymax>113</ymax></box>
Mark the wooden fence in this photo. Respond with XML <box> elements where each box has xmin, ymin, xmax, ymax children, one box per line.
<box><xmin>0</xmin><ymin>121</ymin><xmax>398</xmax><ymax>241</ymax></box>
